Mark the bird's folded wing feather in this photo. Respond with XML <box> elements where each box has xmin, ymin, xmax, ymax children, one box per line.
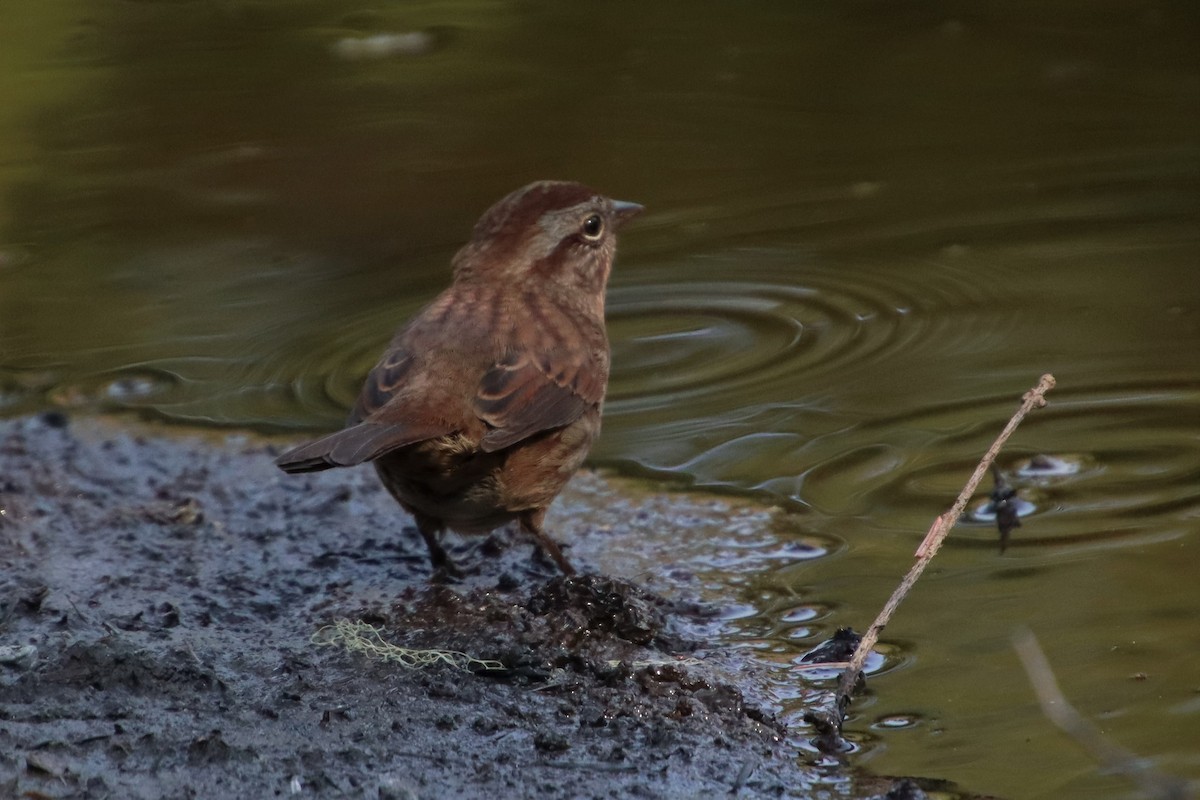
<box><xmin>276</xmin><ymin>344</ymin><xmax>603</xmax><ymax>471</ymax></box>
<box><xmin>274</xmin><ymin>418</ymin><xmax>451</xmax><ymax>473</ymax></box>
<box><xmin>276</xmin><ymin>349</ymin><xmax>453</xmax><ymax>473</ymax></box>
<box><xmin>349</xmin><ymin>348</ymin><xmax>416</xmax><ymax>424</ymax></box>
<box><xmin>475</xmin><ymin>350</ymin><xmax>600</xmax><ymax>452</ymax></box>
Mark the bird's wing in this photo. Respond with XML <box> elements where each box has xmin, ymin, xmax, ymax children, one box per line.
<box><xmin>474</xmin><ymin>348</ymin><xmax>603</xmax><ymax>453</ymax></box>
<box><xmin>349</xmin><ymin>348</ymin><xmax>415</xmax><ymax>424</ymax></box>
<box><xmin>276</xmin><ymin>346</ymin><xmax>456</xmax><ymax>473</ymax></box>
<box><xmin>274</xmin><ymin>418</ymin><xmax>452</xmax><ymax>473</ymax></box>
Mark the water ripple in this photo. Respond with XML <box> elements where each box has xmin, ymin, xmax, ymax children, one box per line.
<box><xmin>799</xmin><ymin>380</ymin><xmax>1200</xmax><ymax>551</ymax></box>
<box><xmin>607</xmin><ymin>252</ymin><xmax>1004</xmax><ymax>421</ymax></box>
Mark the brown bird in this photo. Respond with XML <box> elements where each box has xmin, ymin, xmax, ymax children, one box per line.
<box><xmin>276</xmin><ymin>181</ymin><xmax>642</xmax><ymax>577</ymax></box>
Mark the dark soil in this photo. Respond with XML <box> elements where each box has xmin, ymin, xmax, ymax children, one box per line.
<box><xmin>0</xmin><ymin>413</ymin><xmax>988</xmax><ymax>799</ymax></box>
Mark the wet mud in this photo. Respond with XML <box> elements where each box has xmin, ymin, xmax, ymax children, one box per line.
<box><xmin>0</xmin><ymin>413</ymin><xmax>988</xmax><ymax>799</ymax></box>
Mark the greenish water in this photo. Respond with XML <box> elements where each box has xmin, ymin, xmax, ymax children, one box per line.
<box><xmin>2</xmin><ymin>3</ymin><xmax>1197</xmax><ymax>798</ymax></box>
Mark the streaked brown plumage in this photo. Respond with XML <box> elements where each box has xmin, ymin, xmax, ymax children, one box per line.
<box><xmin>276</xmin><ymin>181</ymin><xmax>642</xmax><ymax>577</ymax></box>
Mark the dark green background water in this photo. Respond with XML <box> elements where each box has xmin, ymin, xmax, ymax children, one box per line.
<box><xmin>3</xmin><ymin>3</ymin><xmax>1197</xmax><ymax>797</ymax></box>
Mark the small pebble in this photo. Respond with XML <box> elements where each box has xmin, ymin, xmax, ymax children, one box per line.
<box><xmin>0</xmin><ymin>644</ymin><xmax>38</xmax><ymax>670</ymax></box>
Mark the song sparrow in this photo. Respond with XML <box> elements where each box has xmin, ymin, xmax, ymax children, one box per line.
<box><xmin>276</xmin><ymin>181</ymin><xmax>642</xmax><ymax>577</ymax></box>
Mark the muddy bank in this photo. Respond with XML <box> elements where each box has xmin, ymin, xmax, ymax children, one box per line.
<box><xmin>0</xmin><ymin>413</ymin><xmax>985</xmax><ymax>799</ymax></box>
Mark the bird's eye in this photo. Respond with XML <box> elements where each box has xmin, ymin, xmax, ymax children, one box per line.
<box><xmin>581</xmin><ymin>214</ymin><xmax>604</xmax><ymax>240</ymax></box>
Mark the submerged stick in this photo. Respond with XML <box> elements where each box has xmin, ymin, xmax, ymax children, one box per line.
<box><xmin>1013</xmin><ymin>628</ymin><xmax>1193</xmax><ymax>800</ymax></box>
<box><xmin>810</xmin><ymin>374</ymin><xmax>1056</xmax><ymax>735</ymax></box>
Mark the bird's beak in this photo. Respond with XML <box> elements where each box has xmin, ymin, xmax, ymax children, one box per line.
<box><xmin>612</xmin><ymin>200</ymin><xmax>645</xmax><ymax>228</ymax></box>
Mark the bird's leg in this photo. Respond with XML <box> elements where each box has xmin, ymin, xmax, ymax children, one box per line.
<box><xmin>519</xmin><ymin>509</ymin><xmax>576</xmax><ymax>576</ymax></box>
<box><xmin>413</xmin><ymin>513</ymin><xmax>462</xmax><ymax>580</ymax></box>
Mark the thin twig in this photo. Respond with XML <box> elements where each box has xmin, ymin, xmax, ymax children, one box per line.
<box><xmin>834</xmin><ymin>374</ymin><xmax>1056</xmax><ymax>709</ymax></box>
<box><xmin>1013</xmin><ymin>627</ymin><xmax>1193</xmax><ymax>800</ymax></box>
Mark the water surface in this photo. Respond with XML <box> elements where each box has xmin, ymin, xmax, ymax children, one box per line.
<box><xmin>2</xmin><ymin>3</ymin><xmax>1198</xmax><ymax>798</ymax></box>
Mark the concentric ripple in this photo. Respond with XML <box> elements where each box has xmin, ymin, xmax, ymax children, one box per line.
<box><xmin>798</xmin><ymin>380</ymin><xmax>1200</xmax><ymax>552</ymax></box>
<box><xmin>597</xmin><ymin>251</ymin><xmax>1013</xmax><ymax>492</ymax></box>
<box><xmin>606</xmin><ymin>252</ymin><xmax>1003</xmax><ymax>418</ymax></box>
<box><xmin>4</xmin><ymin>304</ymin><xmax>410</xmax><ymax>429</ymax></box>
<box><xmin>268</xmin><ymin>313</ymin><xmax>399</xmax><ymax>426</ymax></box>
<box><xmin>249</xmin><ymin>303</ymin><xmax>423</xmax><ymax>430</ymax></box>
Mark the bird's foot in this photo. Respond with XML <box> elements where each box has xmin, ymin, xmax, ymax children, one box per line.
<box><xmin>430</xmin><ymin>558</ymin><xmax>465</xmax><ymax>584</ymax></box>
